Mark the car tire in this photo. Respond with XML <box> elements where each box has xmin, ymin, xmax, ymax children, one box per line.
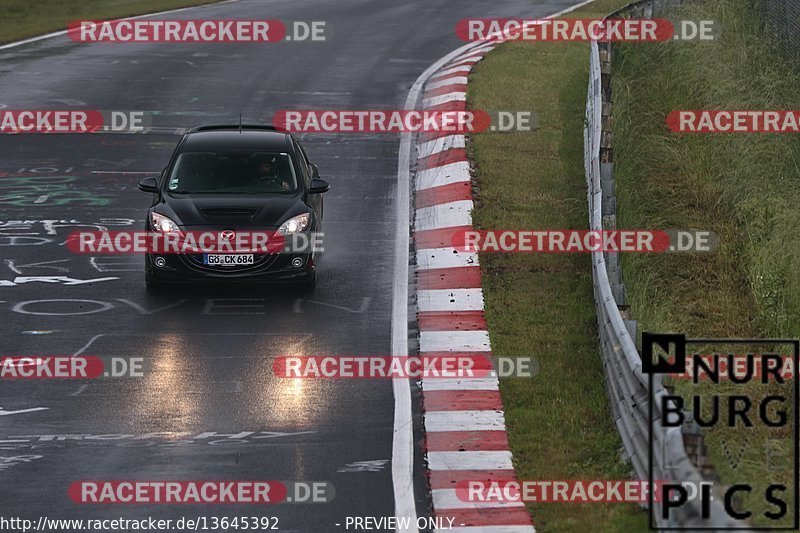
<box><xmin>145</xmin><ymin>272</ymin><xmax>162</xmax><ymax>291</ymax></box>
<box><xmin>298</xmin><ymin>271</ymin><xmax>317</xmax><ymax>293</ymax></box>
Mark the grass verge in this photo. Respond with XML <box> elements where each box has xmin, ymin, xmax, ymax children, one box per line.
<box><xmin>613</xmin><ymin>0</ymin><xmax>799</xmax><ymax>526</ymax></box>
<box><xmin>467</xmin><ymin>0</ymin><xmax>648</xmax><ymax>531</ymax></box>
<box><xmin>0</xmin><ymin>0</ymin><xmax>222</xmax><ymax>45</ymax></box>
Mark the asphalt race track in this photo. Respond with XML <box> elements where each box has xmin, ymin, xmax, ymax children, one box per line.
<box><xmin>0</xmin><ymin>0</ymin><xmax>584</xmax><ymax>530</ymax></box>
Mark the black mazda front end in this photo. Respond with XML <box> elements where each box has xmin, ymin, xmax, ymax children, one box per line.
<box><xmin>138</xmin><ymin>125</ymin><xmax>329</xmax><ymax>289</ymax></box>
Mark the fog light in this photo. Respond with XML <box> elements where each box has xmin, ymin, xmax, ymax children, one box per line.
<box><xmin>154</xmin><ymin>256</ymin><xmax>167</xmax><ymax>268</ymax></box>
<box><xmin>291</xmin><ymin>257</ymin><xmax>304</xmax><ymax>268</ymax></box>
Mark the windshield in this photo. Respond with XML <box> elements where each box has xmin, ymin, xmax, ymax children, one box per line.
<box><xmin>167</xmin><ymin>150</ymin><xmax>299</xmax><ymax>193</ymax></box>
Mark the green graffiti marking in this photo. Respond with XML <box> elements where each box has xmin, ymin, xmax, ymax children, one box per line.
<box><xmin>0</xmin><ymin>175</ymin><xmax>111</xmax><ymax>206</ymax></box>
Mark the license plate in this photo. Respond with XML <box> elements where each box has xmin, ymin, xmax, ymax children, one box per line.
<box><xmin>204</xmin><ymin>254</ymin><xmax>254</xmax><ymax>266</ymax></box>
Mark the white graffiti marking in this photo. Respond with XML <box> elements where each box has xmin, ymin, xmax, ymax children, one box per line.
<box><xmin>0</xmin><ymin>276</ymin><xmax>119</xmax><ymax>287</ymax></box>
<box><xmin>337</xmin><ymin>460</ymin><xmax>389</xmax><ymax>473</ymax></box>
<box><xmin>0</xmin><ymin>218</ymin><xmax>137</xmax><ymax>241</ymax></box>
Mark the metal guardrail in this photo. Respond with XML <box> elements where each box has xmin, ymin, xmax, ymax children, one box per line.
<box><xmin>755</xmin><ymin>0</ymin><xmax>800</xmax><ymax>68</ymax></box>
<box><xmin>584</xmin><ymin>0</ymin><xmax>749</xmax><ymax>529</ymax></box>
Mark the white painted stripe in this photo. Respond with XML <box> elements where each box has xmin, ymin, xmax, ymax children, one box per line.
<box><xmin>427</xmin><ymin>450</ymin><xmax>514</xmax><ymax>471</ymax></box>
<box><xmin>464</xmin><ymin>43</ymin><xmax>497</xmax><ymax>54</ymax></box>
<box><xmin>420</xmin><ymin>330</ymin><xmax>491</xmax><ymax>353</ymax></box>
<box><xmin>455</xmin><ymin>53</ymin><xmax>486</xmax><ymax>61</ymax></box>
<box><xmin>392</xmin><ymin>24</ymin><xmax>471</xmax><ymax>533</ymax></box>
<box><xmin>0</xmin><ymin>0</ymin><xmax>241</xmax><ymax>51</ymax></box>
<box><xmin>455</xmin><ymin>49</ymin><xmax>492</xmax><ymax>59</ymax></box>
<box><xmin>0</xmin><ymin>30</ymin><xmax>70</xmax><ymax>51</ymax></box>
<box><xmin>427</xmin><ymin>76</ymin><xmax>469</xmax><ymax>90</ymax></box>
<box><xmin>415</xmin><ymin>200</ymin><xmax>473</xmax><ymax>232</ymax></box>
<box><xmin>418</xmin><ymin>288</ymin><xmax>484</xmax><ymax>312</ymax></box>
<box><xmin>431</xmin><ymin>65</ymin><xmax>473</xmax><ymax>79</ymax></box>
<box><xmin>417</xmin><ymin>248</ymin><xmax>478</xmax><ymax>270</ymax></box>
<box><xmin>440</xmin><ymin>527</ymin><xmax>537</xmax><ymax>533</ymax></box>
<box><xmin>432</xmin><ymin>489</ymin><xmax>524</xmax><ymax>510</ymax></box>
<box><xmin>424</xmin><ymin>92</ymin><xmax>467</xmax><ymax>108</ymax></box>
<box><xmin>417</xmin><ymin>135</ymin><xmax>465</xmax><ymax>158</ymax></box>
<box><xmin>448</xmin><ymin>56</ymin><xmax>483</xmax><ymax>66</ymax></box>
<box><xmin>422</xmin><ymin>377</ymin><xmax>499</xmax><ymax>391</ymax></box>
<box><xmin>425</xmin><ymin>410</ymin><xmax>506</xmax><ymax>432</ymax></box>
<box><xmin>416</xmin><ymin>161</ymin><xmax>471</xmax><ymax>191</ymax></box>
<box><xmin>551</xmin><ymin>0</ymin><xmax>598</xmax><ymax>17</ymax></box>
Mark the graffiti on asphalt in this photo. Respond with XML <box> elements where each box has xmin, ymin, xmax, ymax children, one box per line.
<box><xmin>0</xmin><ymin>431</ymin><xmax>316</xmax><ymax>451</ymax></box>
<box><xmin>0</xmin><ymin>175</ymin><xmax>111</xmax><ymax>207</ymax></box>
<box><xmin>0</xmin><ymin>217</ymin><xmax>138</xmax><ymax>247</ymax></box>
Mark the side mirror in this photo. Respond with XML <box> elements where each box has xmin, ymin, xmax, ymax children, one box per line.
<box><xmin>309</xmin><ymin>163</ymin><xmax>320</xmax><ymax>179</ymax></box>
<box><xmin>138</xmin><ymin>176</ymin><xmax>159</xmax><ymax>193</ymax></box>
<box><xmin>308</xmin><ymin>178</ymin><xmax>330</xmax><ymax>194</ymax></box>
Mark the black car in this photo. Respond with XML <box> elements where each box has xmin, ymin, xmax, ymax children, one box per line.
<box><xmin>138</xmin><ymin>125</ymin><xmax>329</xmax><ymax>289</ymax></box>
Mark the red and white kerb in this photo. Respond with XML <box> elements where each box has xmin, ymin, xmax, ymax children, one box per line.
<box><xmin>413</xmin><ymin>41</ymin><xmax>536</xmax><ymax>532</ymax></box>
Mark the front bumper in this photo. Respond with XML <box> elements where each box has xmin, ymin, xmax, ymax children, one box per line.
<box><xmin>145</xmin><ymin>251</ymin><xmax>315</xmax><ymax>283</ymax></box>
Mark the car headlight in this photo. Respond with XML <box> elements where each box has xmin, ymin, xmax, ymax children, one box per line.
<box><xmin>151</xmin><ymin>212</ymin><xmax>182</xmax><ymax>233</ymax></box>
<box><xmin>278</xmin><ymin>213</ymin><xmax>311</xmax><ymax>235</ymax></box>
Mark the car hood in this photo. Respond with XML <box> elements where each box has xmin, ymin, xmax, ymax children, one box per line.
<box><xmin>162</xmin><ymin>193</ymin><xmax>306</xmax><ymax>228</ymax></box>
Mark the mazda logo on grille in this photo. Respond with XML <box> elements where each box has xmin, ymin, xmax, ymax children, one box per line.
<box><xmin>219</xmin><ymin>229</ymin><xmax>236</xmax><ymax>241</ymax></box>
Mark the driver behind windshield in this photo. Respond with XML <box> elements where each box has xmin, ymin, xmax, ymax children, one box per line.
<box><xmin>252</xmin><ymin>159</ymin><xmax>290</xmax><ymax>191</ymax></box>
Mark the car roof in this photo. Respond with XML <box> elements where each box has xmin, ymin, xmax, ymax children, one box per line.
<box><xmin>181</xmin><ymin>125</ymin><xmax>292</xmax><ymax>152</ymax></box>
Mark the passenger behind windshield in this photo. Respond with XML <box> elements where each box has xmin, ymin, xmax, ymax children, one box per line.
<box><xmin>168</xmin><ymin>151</ymin><xmax>298</xmax><ymax>193</ymax></box>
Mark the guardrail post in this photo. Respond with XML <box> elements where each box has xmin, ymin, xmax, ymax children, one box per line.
<box><xmin>598</xmin><ymin>42</ymin><xmax>612</xmax><ymax>109</ymax></box>
<box><xmin>624</xmin><ymin>318</ymin><xmax>637</xmax><ymax>340</ymax></box>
